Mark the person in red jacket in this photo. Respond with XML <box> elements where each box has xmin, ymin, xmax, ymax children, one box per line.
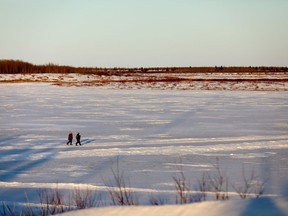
<box><xmin>67</xmin><ymin>132</ymin><xmax>73</xmax><ymax>145</ymax></box>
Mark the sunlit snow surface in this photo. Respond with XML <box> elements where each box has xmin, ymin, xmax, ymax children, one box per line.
<box><xmin>0</xmin><ymin>83</ymin><xmax>288</xmax><ymax>207</ymax></box>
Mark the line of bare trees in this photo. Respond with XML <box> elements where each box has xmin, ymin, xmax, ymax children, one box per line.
<box><xmin>0</xmin><ymin>157</ymin><xmax>267</xmax><ymax>216</ymax></box>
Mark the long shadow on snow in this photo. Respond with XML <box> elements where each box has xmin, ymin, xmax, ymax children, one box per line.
<box><xmin>81</xmin><ymin>139</ymin><xmax>97</xmax><ymax>145</ymax></box>
<box><xmin>240</xmin><ymin>197</ymin><xmax>287</xmax><ymax>216</ymax></box>
<box><xmin>71</xmin><ymin>155</ymin><xmax>126</xmax><ymax>185</ymax></box>
<box><xmin>76</xmin><ymin>137</ymin><xmax>284</xmax><ymax>152</ymax></box>
<box><xmin>0</xmin><ymin>145</ymin><xmax>57</xmax><ymax>182</ymax></box>
<box><xmin>0</xmin><ymin>148</ymin><xmax>32</xmax><ymax>156</ymax></box>
<box><xmin>0</xmin><ymin>137</ymin><xmax>21</xmax><ymax>146</ymax></box>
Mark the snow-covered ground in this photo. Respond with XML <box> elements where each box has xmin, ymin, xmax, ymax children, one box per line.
<box><xmin>59</xmin><ymin>197</ymin><xmax>288</xmax><ymax>216</ymax></box>
<box><xmin>0</xmin><ymin>83</ymin><xmax>288</xmax><ymax>215</ymax></box>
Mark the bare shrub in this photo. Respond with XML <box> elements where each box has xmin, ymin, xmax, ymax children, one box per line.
<box><xmin>73</xmin><ymin>186</ymin><xmax>97</xmax><ymax>209</ymax></box>
<box><xmin>232</xmin><ymin>166</ymin><xmax>266</xmax><ymax>199</ymax></box>
<box><xmin>149</xmin><ymin>194</ymin><xmax>168</xmax><ymax>206</ymax></box>
<box><xmin>195</xmin><ymin>173</ymin><xmax>210</xmax><ymax>202</ymax></box>
<box><xmin>1</xmin><ymin>202</ymin><xmax>17</xmax><ymax>216</ymax></box>
<box><xmin>206</xmin><ymin>158</ymin><xmax>229</xmax><ymax>201</ymax></box>
<box><xmin>38</xmin><ymin>186</ymin><xmax>70</xmax><ymax>215</ymax></box>
<box><xmin>104</xmin><ymin>157</ymin><xmax>138</xmax><ymax>206</ymax></box>
<box><xmin>2</xmin><ymin>186</ymin><xmax>99</xmax><ymax>216</ymax></box>
<box><xmin>172</xmin><ymin>159</ymin><xmax>195</xmax><ymax>204</ymax></box>
<box><xmin>23</xmin><ymin>192</ymin><xmax>36</xmax><ymax>216</ymax></box>
<box><xmin>253</xmin><ymin>180</ymin><xmax>266</xmax><ymax>198</ymax></box>
<box><xmin>173</xmin><ymin>170</ymin><xmax>192</xmax><ymax>204</ymax></box>
<box><xmin>1</xmin><ymin>198</ymin><xmax>37</xmax><ymax>216</ymax></box>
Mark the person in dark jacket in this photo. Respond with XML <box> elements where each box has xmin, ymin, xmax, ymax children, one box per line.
<box><xmin>76</xmin><ymin>132</ymin><xmax>81</xmax><ymax>146</ymax></box>
<box><xmin>67</xmin><ymin>132</ymin><xmax>73</xmax><ymax>145</ymax></box>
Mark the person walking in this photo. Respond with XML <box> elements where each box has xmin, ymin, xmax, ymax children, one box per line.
<box><xmin>67</xmin><ymin>132</ymin><xmax>73</xmax><ymax>145</ymax></box>
<box><xmin>76</xmin><ymin>132</ymin><xmax>81</xmax><ymax>146</ymax></box>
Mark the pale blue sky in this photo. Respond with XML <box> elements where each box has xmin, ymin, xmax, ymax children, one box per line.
<box><xmin>1</xmin><ymin>0</ymin><xmax>287</xmax><ymax>67</ymax></box>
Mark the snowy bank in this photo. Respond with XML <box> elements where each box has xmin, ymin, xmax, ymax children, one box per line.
<box><xmin>59</xmin><ymin>197</ymin><xmax>288</xmax><ymax>216</ymax></box>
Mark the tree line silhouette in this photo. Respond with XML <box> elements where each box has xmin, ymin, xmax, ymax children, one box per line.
<box><xmin>0</xmin><ymin>59</ymin><xmax>287</xmax><ymax>74</ymax></box>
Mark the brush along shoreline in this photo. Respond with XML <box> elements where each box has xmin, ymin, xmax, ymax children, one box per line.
<box><xmin>0</xmin><ymin>72</ymin><xmax>288</xmax><ymax>91</ymax></box>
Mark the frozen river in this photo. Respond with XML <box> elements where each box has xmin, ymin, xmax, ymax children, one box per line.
<box><xmin>0</xmin><ymin>83</ymin><xmax>288</xmax><ymax>206</ymax></box>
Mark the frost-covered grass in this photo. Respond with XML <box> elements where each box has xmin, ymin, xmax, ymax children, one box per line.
<box><xmin>0</xmin><ymin>83</ymin><xmax>288</xmax><ymax>215</ymax></box>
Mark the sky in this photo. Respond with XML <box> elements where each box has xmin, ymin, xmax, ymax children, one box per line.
<box><xmin>0</xmin><ymin>0</ymin><xmax>288</xmax><ymax>68</ymax></box>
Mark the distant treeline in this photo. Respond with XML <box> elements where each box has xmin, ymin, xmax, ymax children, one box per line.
<box><xmin>0</xmin><ymin>59</ymin><xmax>287</xmax><ymax>74</ymax></box>
<box><xmin>0</xmin><ymin>60</ymin><xmax>77</xmax><ymax>74</ymax></box>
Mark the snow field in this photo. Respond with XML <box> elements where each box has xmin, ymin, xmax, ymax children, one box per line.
<box><xmin>0</xmin><ymin>83</ymin><xmax>288</xmax><ymax>215</ymax></box>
